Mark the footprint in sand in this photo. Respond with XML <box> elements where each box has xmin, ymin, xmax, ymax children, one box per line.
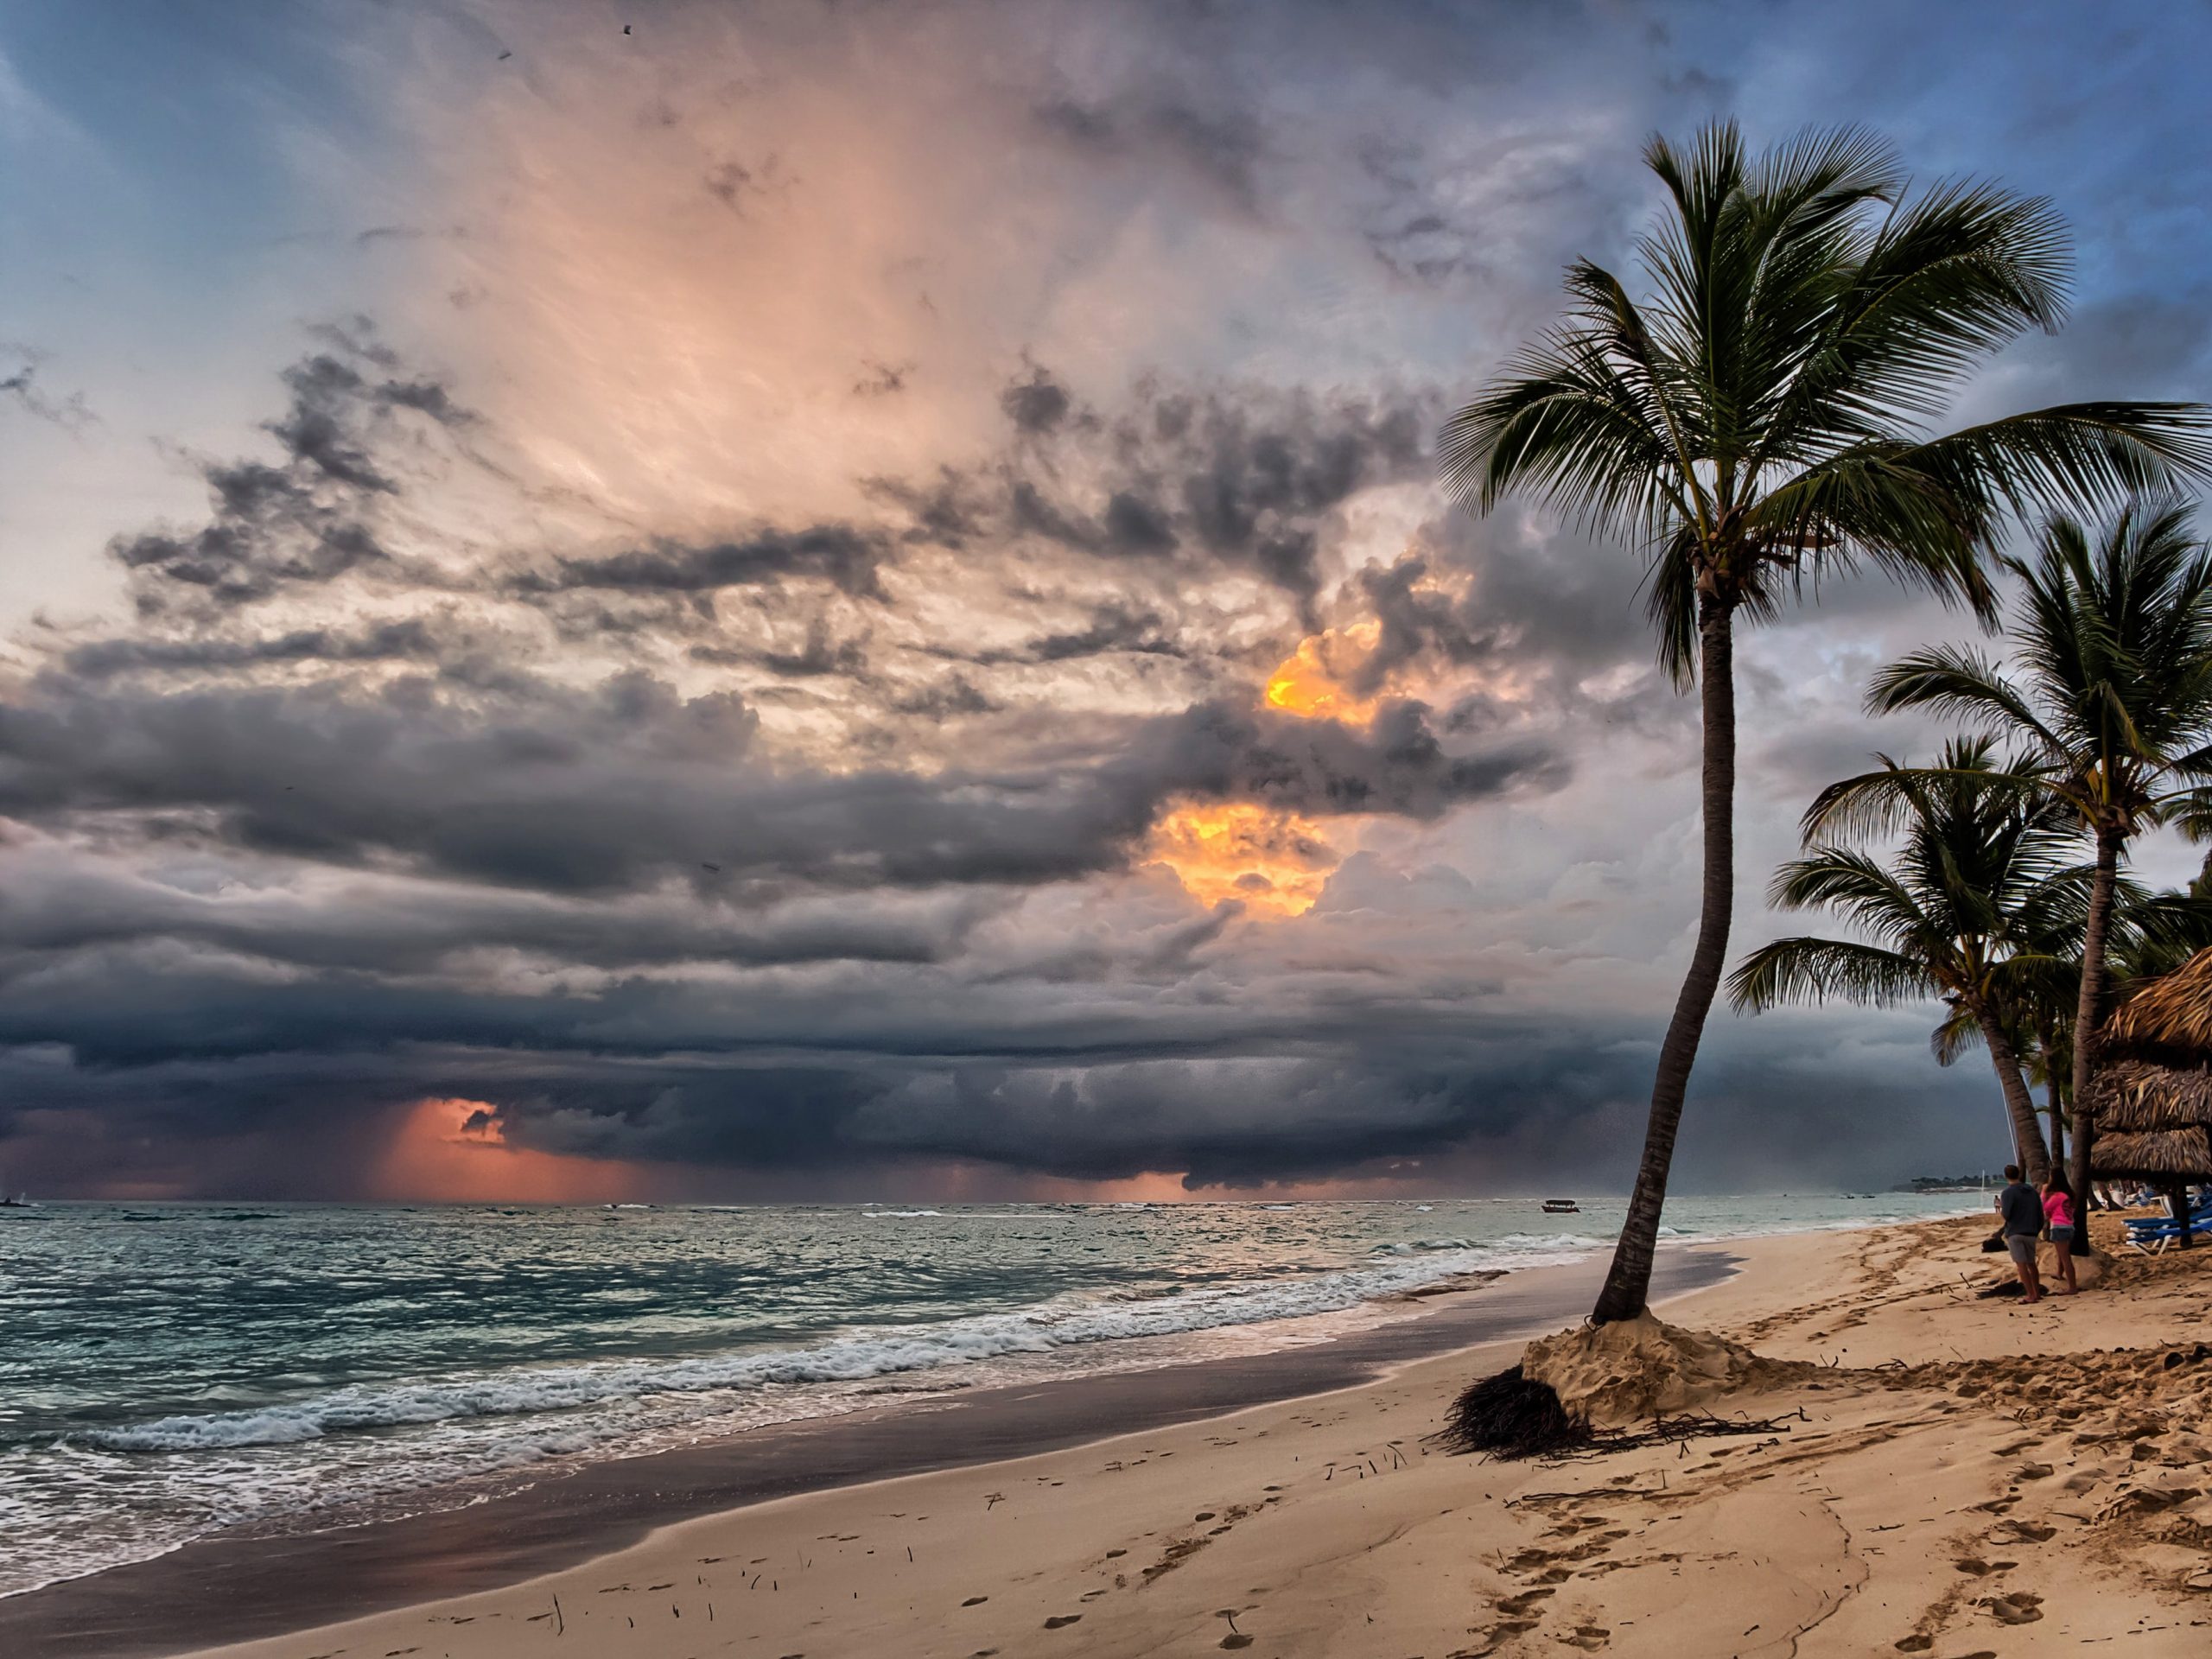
<box><xmin>1220</xmin><ymin>1637</ymin><xmax>1255</xmax><ymax>1650</ymax></box>
<box><xmin>1495</xmin><ymin>1589</ymin><xmax>1555</xmax><ymax>1617</ymax></box>
<box><xmin>1891</xmin><ymin>1638</ymin><xmax>1932</xmax><ymax>1653</ymax></box>
<box><xmin>1951</xmin><ymin>1558</ymin><xmax>2017</xmax><ymax>1576</ymax></box>
<box><xmin>1043</xmin><ymin>1614</ymin><xmax>1084</xmax><ymax>1629</ymax></box>
<box><xmin>1560</xmin><ymin>1627</ymin><xmax>1610</xmax><ymax>1651</ymax></box>
<box><xmin>1982</xmin><ymin>1592</ymin><xmax>2044</xmax><ymax>1624</ymax></box>
<box><xmin>1480</xmin><ymin>1617</ymin><xmax>1542</xmax><ymax>1644</ymax></box>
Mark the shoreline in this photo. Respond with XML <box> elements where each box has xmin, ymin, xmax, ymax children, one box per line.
<box><xmin>145</xmin><ymin>1211</ymin><xmax>2212</xmax><ymax>1656</ymax></box>
<box><xmin>1</xmin><ymin>1244</ymin><xmax>1738</xmax><ymax>1659</ymax></box>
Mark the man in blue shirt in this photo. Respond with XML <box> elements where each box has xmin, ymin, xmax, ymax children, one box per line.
<box><xmin>1996</xmin><ymin>1164</ymin><xmax>2044</xmax><ymax>1304</ymax></box>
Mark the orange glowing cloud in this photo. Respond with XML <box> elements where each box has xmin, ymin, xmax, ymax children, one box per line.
<box><xmin>1147</xmin><ymin>619</ymin><xmax>1402</xmax><ymax>916</ymax></box>
<box><xmin>1262</xmin><ymin>620</ymin><xmax>1382</xmax><ymax>723</ymax></box>
<box><xmin>1144</xmin><ymin>801</ymin><xmax>1337</xmax><ymax>917</ymax></box>
<box><xmin>371</xmin><ymin>1097</ymin><xmax>648</xmax><ymax>1205</ymax></box>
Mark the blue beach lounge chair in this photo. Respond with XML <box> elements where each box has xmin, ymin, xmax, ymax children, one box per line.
<box><xmin>2125</xmin><ymin>1196</ymin><xmax>2212</xmax><ymax>1255</ymax></box>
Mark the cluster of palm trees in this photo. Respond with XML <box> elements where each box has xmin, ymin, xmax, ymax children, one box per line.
<box><xmin>1443</xmin><ymin>121</ymin><xmax>2212</xmax><ymax>1325</ymax></box>
<box><xmin>1732</xmin><ymin>499</ymin><xmax>2212</xmax><ymax>1244</ymax></box>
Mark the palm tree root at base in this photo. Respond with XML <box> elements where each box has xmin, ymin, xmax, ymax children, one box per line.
<box><xmin>1434</xmin><ymin>1366</ymin><xmax>1589</xmax><ymax>1459</ymax></box>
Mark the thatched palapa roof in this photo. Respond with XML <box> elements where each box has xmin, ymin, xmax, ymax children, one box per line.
<box><xmin>2079</xmin><ymin>1057</ymin><xmax>2212</xmax><ymax>1132</ymax></box>
<box><xmin>2081</xmin><ymin>951</ymin><xmax>2212</xmax><ymax>1173</ymax></box>
<box><xmin>2089</xmin><ymin>1125</ymin><xmax>2212</xmax><ymax>1182</ymax></box>
<box><xmin>2103</xmin><ymin>948</ymin><xmax>2212</xmax><ymax>1058</ymax></box>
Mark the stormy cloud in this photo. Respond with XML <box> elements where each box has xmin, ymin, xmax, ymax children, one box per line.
<box><xmin>0</xmin><ymin>669</ymin><xmax>1554</xmax><ymax>896</ymax></box>
<box><xmin>11</xmin><ymin>0</ymin><xmax>2204</xmax><ymax>1201</ymax></box>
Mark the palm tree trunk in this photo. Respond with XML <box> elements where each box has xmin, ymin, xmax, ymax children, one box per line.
<box><xmin>1976</xmin><ymin>1012</ymin><xmax>2050</xmax><ymax>1184</ymax></box>
<box><xmin>1591</xmin><ymin>599</ymin><xmax>1734</xmax><ymax>1325</ymax></box>
<box><xmin>2067</xmin><ymin>825</ymin><xmax>2123</xmax><ymax>1256</ymax></box>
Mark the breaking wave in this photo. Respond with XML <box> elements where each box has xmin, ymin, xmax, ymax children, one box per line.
<box><xmin>84</xmin><ymin>1244</ymin><xmax>1510</xmax><ymax>1455</ymax></box>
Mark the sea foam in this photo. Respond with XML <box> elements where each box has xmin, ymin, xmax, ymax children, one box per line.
<box><xmin>84</xmin><ymin>1243</ymin><xmax>1510</xmax><ymax>1453</ymax></box>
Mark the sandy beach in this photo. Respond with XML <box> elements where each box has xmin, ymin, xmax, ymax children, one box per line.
<box><xmin>18</xmin><ymin>1211</ymin><xmax>2198</xmax><ymax>1659</ymax></box>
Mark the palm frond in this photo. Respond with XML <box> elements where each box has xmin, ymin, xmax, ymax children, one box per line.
<box><xmin>1864</xmin><ymin>645</ymin><xmax>2067</xmax><ymax>756</ymax></box>
<box><xmin>1911</xmin><ymin>405</ymin><xmax>2212</xmax><ymax>523</ymax></box>
<box><xmin>1439</xmin><ymin>118</ymin><xmax>2212</xmax><ymax>695</ymax></box>
<box><xmin>1728</xmin><ymin>936</ymin><xmax>1931</xmax><ymax>1014</ymax></box>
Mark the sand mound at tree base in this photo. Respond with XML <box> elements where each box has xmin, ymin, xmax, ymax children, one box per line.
<box><xmin>1521</xmin><ymin>1313</ymin><xmax>1784</xmax><ymax>1428</ymax></box>
<box><xmin>1439</xmin><ymin>1314</ymin><xmax>1798</xmax><ymax>1458</ymax></box>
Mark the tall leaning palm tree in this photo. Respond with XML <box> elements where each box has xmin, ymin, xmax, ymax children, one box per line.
<box><xmin>1731</xmin><ymin>740</ymin><xmax>2076</xmax><ymax>1180</ymax></box>
<box><xmin>1861</xmin><ymin>500</ymin><xmax>2212</xmax><ymax>1249</ymax></box>
<box><xmin>1441</xmin><ymin>121</ymin><xmax>2211</xmax><ymax>1325</ymax></box>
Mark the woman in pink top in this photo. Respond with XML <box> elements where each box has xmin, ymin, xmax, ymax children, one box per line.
<box><xmin>2042</xmin><ymin>1172</ymin><xmax>2078</xmax><ymax>1294</ymax></box>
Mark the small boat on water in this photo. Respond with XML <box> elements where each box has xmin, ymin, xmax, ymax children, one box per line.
<box><xmin>1541</xmin><ymin>1198</ymin><xmax>1580</xmax><ymax>1215</ymax></box>
<box><xmin>1</xmin><ymin>1193</ymin><xmax>35</xmax><ymax>1210</ymax></box>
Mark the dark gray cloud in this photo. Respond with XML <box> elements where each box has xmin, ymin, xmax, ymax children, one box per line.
<box><xmin>110</xmin><ymin>339</ymin><xmax>471</xmax><ymax>612</ymax></box>
<box><xmin>689</xmin><ymin>621</ymin><xmax>873</xmax><ymax>679</ymax></box>
<box><xmin>1131</xmin><ymin>696</ymin><xmax>1565</xmax><ymax>819</ymax></box>
<box><xmin>0</xmin><ymin>951</ymin><xmax>1999</xmax><ymax>1198</ymax></box>
<box><xmin>486</xmin><ymin>372</ymin><xmax>1426</xmax><ymax>653</ymax></box>
<box><xmin>1020</xmin><ymin>602</ymin><xmax>1186</xmax><ymax>664</ymax></box>
<box><xmin>0</xmin><ymin>853</ymin><xmax>993</xmax><ymax>980</ymax></box>
<box><xmin>513</xmin><ymin>525</ymin><xmax>893</xmax><ymax>603</ymax></box>
<box><xmin>0</xmin><ymin>666</ymin><xmax>1553</xmax><ymax>895</ymax></box>
<box><xmin>863</xmin><ymin>467</ymin><xmax>995</xmax><ymax>546</ymax></box>
<box><xmin>61</xmin><ymin>618</ymin><xmax>448</xmax><ymax>679</ymax></box>
<box><xmin>984</xmin><ymin>380</ymin><xmax>1430</xmax><ymax>613</ymax></box>
<box><xmin>888</xmin><ymin>673</ymin><xmax>1001</xmax><ymax>719</ymax></box>
<box><xmin>1000</xmin><ymin>364</ymin><xmax>1072</xmax><ymax>434</ymax></box>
